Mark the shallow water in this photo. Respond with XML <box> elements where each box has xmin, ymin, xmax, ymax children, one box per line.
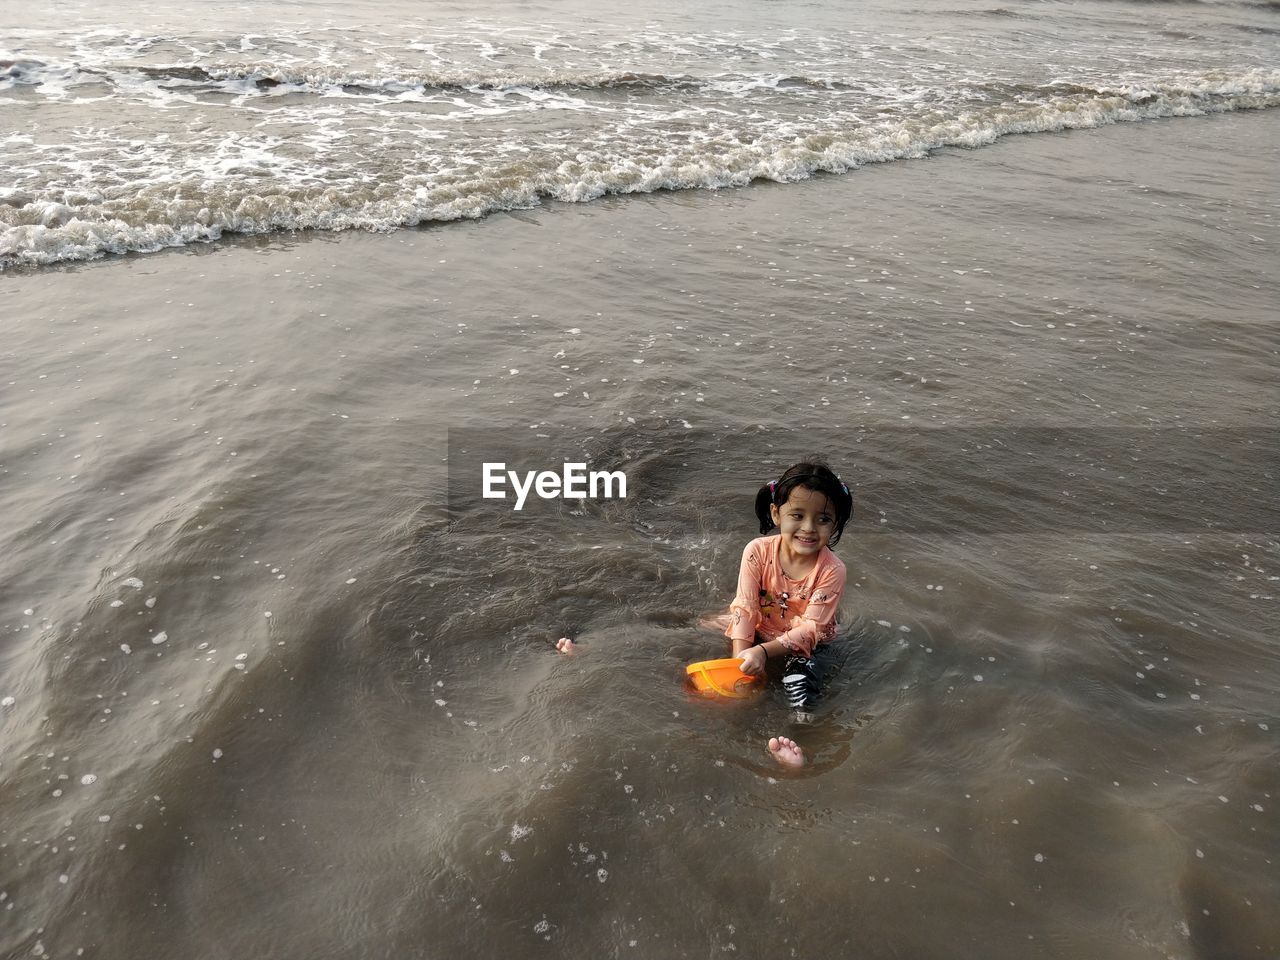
<box><xmin>2</xmin><ymin>3</ymin><xmax>1279</xmax><ymax>958</ymax></box>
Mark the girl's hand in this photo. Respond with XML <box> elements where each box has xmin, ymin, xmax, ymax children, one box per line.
<box><xmin>739</xmin><ymin>645</ymin><xmax>767</xmax><ymax>676</ymax></box>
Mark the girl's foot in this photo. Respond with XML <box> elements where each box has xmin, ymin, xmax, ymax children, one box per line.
<box><xmin>768</xmin><ymin>736</ymin><xmax>805</xmax><ymax>768</ymax></box>
<box><xmin>555</xmin><ymin>637</ymin><xmax>577</xmax><ymax>655</ymax></box>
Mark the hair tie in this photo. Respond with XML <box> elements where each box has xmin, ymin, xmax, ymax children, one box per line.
<box><xmin>767</xmin><ymin>479</ymin><xmax>777</xmax><ymax>502</ymax></box>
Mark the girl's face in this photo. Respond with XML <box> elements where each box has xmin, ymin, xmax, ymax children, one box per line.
<box><xmin>770</xmin><ymin>486</ymin><xmax>836</xmax><ymax>558</ymax></box>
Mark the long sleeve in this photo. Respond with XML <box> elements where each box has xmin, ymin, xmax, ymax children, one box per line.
<box><xmin>775</xmin><ymin>561</ymin><xmax>846</xmax><ymax>658</ymax></box>
<box><xmin>726</xmin><ymin>540</ymin><xmax>764</xmax><ymax>643</ymax></box>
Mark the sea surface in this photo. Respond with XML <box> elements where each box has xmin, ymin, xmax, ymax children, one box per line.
<box><xmin>1</xmin><ymin>0</ymin><xmax>1278</xmax><ymax>958</ymax></box>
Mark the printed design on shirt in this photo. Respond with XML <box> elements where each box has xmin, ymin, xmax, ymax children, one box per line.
<box><xmin>762</xmin><ymin>588</ymin><xmax>814</xmax><ymax>624</ymax></box>
<box><xmin>758</xmin><ymin>589</ymin><xmax>777</xmax><ymax>617</ymax></box>
<box><xmin>810</xmin><ymin>618</ymin><xmax>838</xmax><ymax>643</ymax></box>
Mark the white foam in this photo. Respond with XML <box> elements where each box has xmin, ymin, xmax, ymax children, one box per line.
<box><xmin>4</xmin><ymin>43</ymin><xmax>1277</xmax><ymax>269</ymax></box>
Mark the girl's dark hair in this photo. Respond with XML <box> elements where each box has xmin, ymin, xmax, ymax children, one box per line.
<box><xmin>754</xmin><ymin>459</ymin><xmax>854</xmax><ymax>547</ymax></box>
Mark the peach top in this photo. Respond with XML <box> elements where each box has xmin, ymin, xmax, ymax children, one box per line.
<box><xmin>724</xmin><ymin>535</ymin><xmax>847</xmax><ymax>658</ymax></box>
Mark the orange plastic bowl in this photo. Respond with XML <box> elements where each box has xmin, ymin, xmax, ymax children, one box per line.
<box><xmin>685</xmin><ymin>658</ymin><xmax>763</xmax><ymax>699</ymax></box>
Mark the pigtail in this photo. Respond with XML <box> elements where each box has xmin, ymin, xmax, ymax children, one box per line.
<box><xmin>755</xmin><ymin>482</ymin><xmax>776</xmax><ymax>534</ymax></box>
<box><xmin>826</xmin><ymin>478</ymin><xmax>854</xmax><ymax>547</ymax></box>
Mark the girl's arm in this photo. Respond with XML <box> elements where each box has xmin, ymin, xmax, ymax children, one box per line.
<box><xmin>774</xmin><ymin>563</ymin><xmax>847</xmax><ymax>659</ymax></box>
<box><xmin>727</xmin><ymin>541</ymin><xmax>764</xmax><ymax>654</ymax></box>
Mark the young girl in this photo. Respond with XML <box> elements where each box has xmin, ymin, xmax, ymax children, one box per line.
<box><xmin>557</xmin><ymin>459</ymin><xmax>852</xmax><ymax>766</ymax></box>
<box><xmin>720</xmin><ymin>460</ymin><xmax>853</xmax><ymax>767</ymax></box>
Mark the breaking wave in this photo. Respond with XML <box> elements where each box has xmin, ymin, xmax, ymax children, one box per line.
<box><xmin>3</xmin><ymin>67</ymin><xmax>1277</xmax><ymax>268</ymax></box>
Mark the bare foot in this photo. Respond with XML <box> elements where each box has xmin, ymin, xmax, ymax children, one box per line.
<box><xmin>555</xmin><ymin>637</ymin><xmax>577</xmax><ymax>656</ymax></box>
<box><xmin>768</xmin><ymin>736</ymin><xmax>805</xmax><ymax>768</ymax></box>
